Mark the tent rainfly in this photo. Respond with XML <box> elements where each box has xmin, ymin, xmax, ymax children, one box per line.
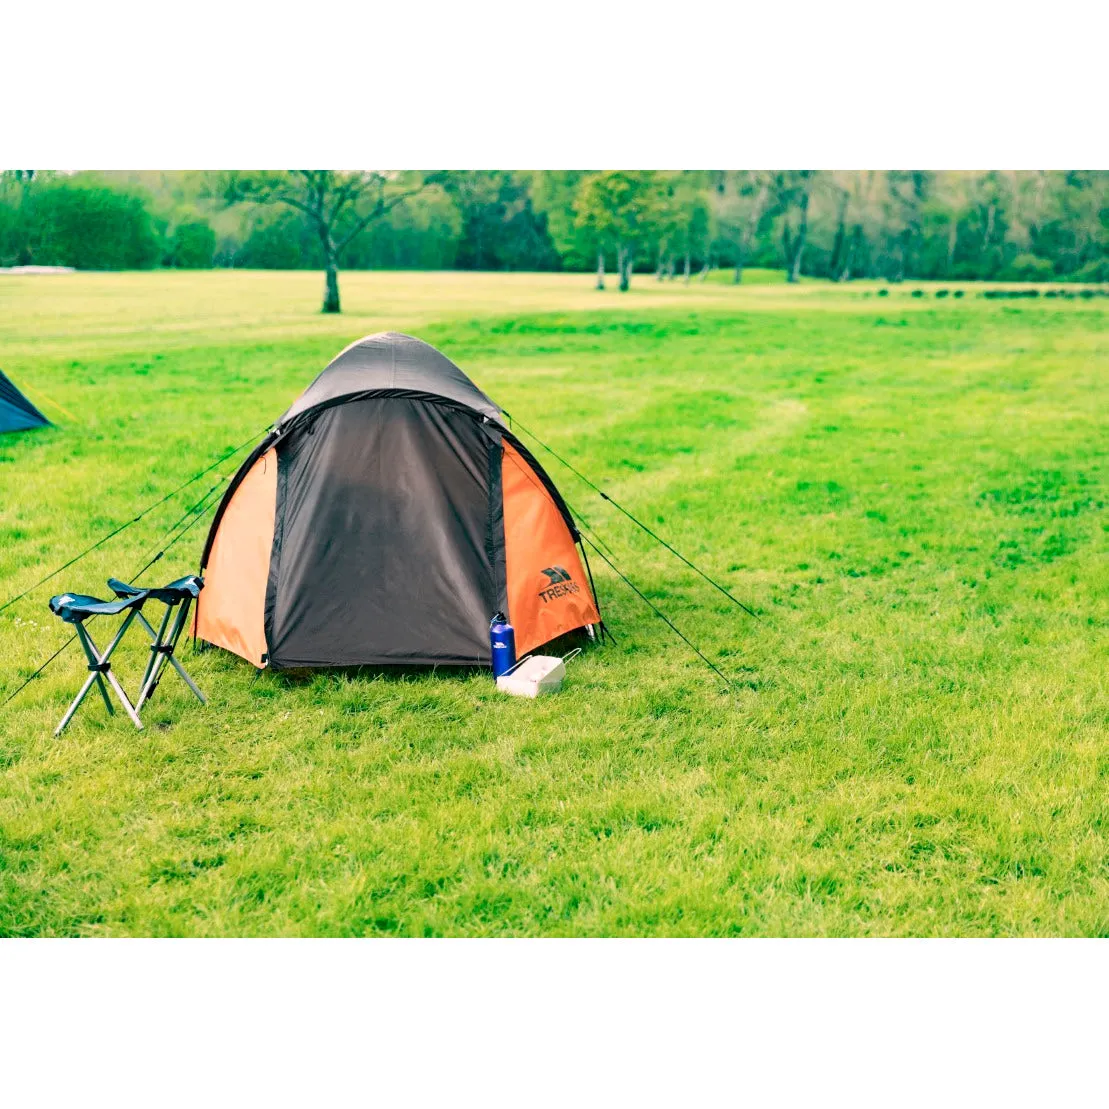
<box><xmin>0</xmin><ymin>370</ymin><xmax>50</xmax><ymax>434</ymax></box>
<box><xmin>196</xmin><ymin>333</ymin><xmax>601</xmax><ymax>669</ymax></box>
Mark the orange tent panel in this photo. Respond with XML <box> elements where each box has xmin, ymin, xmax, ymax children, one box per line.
<box><xmin>195</xmin><ymin>447</ymin><xmax>277</xmax><ymax>667</ymax></box>
<box><xmin>502</xmin><ymin>440</ymin><xmax>599</xmax><ymax>656</ymax></box>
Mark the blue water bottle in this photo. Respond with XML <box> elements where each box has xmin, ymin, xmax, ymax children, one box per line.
<box><xmin>489</xmin><ymin>613</ymin><xmax>517</xmax><ymax>679</ymax></box>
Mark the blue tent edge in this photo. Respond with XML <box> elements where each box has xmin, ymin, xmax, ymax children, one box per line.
<box><xmin>0</xmin><ymin>370</ymin><xmax>51</xmax><ymax>433</ymax></box>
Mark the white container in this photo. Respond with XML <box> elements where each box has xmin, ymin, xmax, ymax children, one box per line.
<box><xmin>496</xmin><ymin>654</ymin><xmax>567</xmax><ymax>698</ymax></box>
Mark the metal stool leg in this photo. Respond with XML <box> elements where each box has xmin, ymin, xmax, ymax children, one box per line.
<box><xmin>71</xmin><ymin>622</ymin><xmax>115</xmax><ymax>715</ymax></box>
<box><xmin>138</xmin><ymin>606</ymin><xmax>172</xmax><ymax>701</ymax></box>
<box><xmin>54</xmin><ymin>612</ymin><xmax>144</xmax><ymax>735</ymax></box>
<box><xmin>166</xmin><ymin>655</ymin><xmax>207</xmax><ymax>704</ymax></box>
<box><xmin>84</xmin><ymin>615</ymin><xmax>144</xmax><ymax>731</ymax></box>
<box><xmin>163</xmin><ymin>598</ymin><xmax>206</xmax><ymax>705</ymax></box>
<box><xmin>135</xmin><ymin>598</ymin><xmax>206</xmax><ymax>712</ymax></box>
<box><xmin>55</xmin><ymin>667</ymin><xmax>107</xmax><ymax>736</ymax></box>
<box><xmin>102</xmin><ymin>665</ymin><xmax>144</xmax><ymax>731</ymax></box>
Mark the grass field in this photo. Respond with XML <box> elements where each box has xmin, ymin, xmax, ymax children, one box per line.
<box><xmin>0</xmin><ymin>269</ymin><xmax>1106</xmax><ymax>937</ymax></box>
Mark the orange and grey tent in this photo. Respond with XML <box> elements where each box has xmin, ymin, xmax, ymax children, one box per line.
<box><xmin>196</xmin><ymin>333</ymin><xmax>601</xmax><ymax>669</ymax></box>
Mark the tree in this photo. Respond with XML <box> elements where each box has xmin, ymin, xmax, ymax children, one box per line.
<box><xmin>431</xmin><ymin>172</ymin><xmax>560</xmax><ymax>272</ymax></box>
<box><xmin>827</xmin><ymin>173</ymin><xmax>852</xmax><ymax>281</ymax></box>
<box><xmin>1043</xmin><ymin>171</ymin><xmax>1109</xmax><ymax>275</ymax></box>
<box><xmin>654</xmin><ymin>173</ymin><xmax>712</xmax><ymax>283</ymax></box>
<box><xmin>779</xmin><ymin>171</ymin><xmax>816</xmax><ymax>283</ymax></box>
<box><xmin>712</xmin><ymin>171</ymin><xmax>773</xmax><ymax>283</ymax></box>
<box><xmin>961</xmin><ymin>171</ymin><xmax>1008</xmax><ymax>279</ymax></box>
<box><xmin>923</xmin><ymin>171</ymin><xmax>972</xmax><ymax>277</ymax></box>
<box><xmin>218</xmin><ymin>171</ymin><xmax>427</xmax><ymax>312</ymax></box>
<box><xmin>167</xmin><ymin>221</ymin><xmax>216</xmax><ymax>268</ymax></box>
<box><xmin>682</xmin><ymin>190</ymin><xmax>711</xmax><ymax>282</ymax></box>
<box><xmin>824</xmin><ymin>171</ymin><xmax>883</xmax><ymax>281</ymax></box>
<box><xmin>524</xmin><ymin>171</ymin><xmax>592</xmax><ymax>269</ymax></box>
<box><xmin>653</xmin><ymin>176</ymin><xmax>680</xmax><ymax>281</ymax></box>
<box><xmin>573</xmin><ymin>171</ymin><xmax>662</xmax><ymax>292</ymax></box>
<box><xmin>646</xmin><ymin>172</ymin><xmax>696</xmax><ymax>281</ymax></box>
<box><xmin>878</xmin><ymin>171</ymin><xmax>931</xmax><ymax>282</ymax></box>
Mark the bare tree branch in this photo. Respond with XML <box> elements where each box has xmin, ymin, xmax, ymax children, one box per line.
<box><xmin>327</xmin><ymin>175</ymin><xmax>369</xmax><ymax>225</ymax></box>
<box><xmin>334</xmin><ymin>185</ymin><xmax>425</xmax><ymax>255</ymax></box>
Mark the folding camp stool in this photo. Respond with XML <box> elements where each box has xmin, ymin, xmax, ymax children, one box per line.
<box><xmin>48</xmin><ymin>589</ymin><xmax>150</xmax><ymax>735</ymax></box>
<box><xmin>107</xmin><ymin>576</ymin><xmax>205</xmax><ymax>713</ymax></box>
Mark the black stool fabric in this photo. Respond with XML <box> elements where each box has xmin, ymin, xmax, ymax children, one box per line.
<box><xmin>49</xmin><ymin>590</ymin><xmax>149</xmax><ymax>624</ymax></box>
<box><xmin>108</xmin><ymin>575</ymin><xmax>202</xmax><ymax>606</ymax></box>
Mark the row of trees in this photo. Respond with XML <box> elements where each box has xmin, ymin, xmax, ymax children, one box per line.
<box><xmin>2</xmin><ymin>170</ymin><xmax>1105</xmax><ymax>311</ymax></box>
<box><xmin>573</xmin><ymin>170</ymin><xmax>1109</xmax><ymax>289</ymax></box>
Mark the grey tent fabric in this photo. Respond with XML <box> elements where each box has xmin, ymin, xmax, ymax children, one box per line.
<box><xmin>278</xmin><ymin>332</ymin><xmax>502</xmax><ymax>429</ymax></box>
<box><xmin>0</xmin><ymin>370</ymin><xmax>50</xmax><ymax>434</ymax></box>
<box><xmin>264</xmin><ymin>396</ymin><xmax>499</xmax><ymax>667</ymax></box>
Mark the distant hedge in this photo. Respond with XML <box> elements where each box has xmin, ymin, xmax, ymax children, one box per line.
<box><xmin>20</xmin><ymin>176</ymin><xmax>161</xmax><ymax>270</ymax></box>
<box><xmin>167</xmin><ymin>221</ymin><xmax>216</xmax><ymax>268</ymax></box>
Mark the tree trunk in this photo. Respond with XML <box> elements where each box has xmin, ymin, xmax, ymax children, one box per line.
<box><xmin>982</xmin><ymin>202</ymin><xmax>996</xmax><ymax>255</ymax></box>
<box><xmin>737</xmin><ymin>180</ymin><xmax>769</xmax><ymax>284</ymax></box>
<box><xmin>618</xmin><ymin>245</ymin><xmax>632</xmax><ymax>292</ymax></box>
<box><xmin>647</xmin><ymin>241</ymin><xmax>665</xmax><ymax>281</ymax></box>
<box><xmin>829</xmin><ymin>225</ymin><xmax>844</xmax><ymax>278</ymax></box>
<box><xmin>891</xmin><ymin>234</ymin><xmax>907</xmax><ymax>283</ymax></box>
<box><xmin>683</xmin><ymin>249</ymin><xmax>691</xmax><ymax>283</ymax></box>
<box><xmin>322</xmin><ymin>246</ymin><xmax>341</xmax><ymax>313</ymax></box>
<box><xmin>596</xmin><ymin>249</ymin><xmax>605</xmax><ymax>290</ymax></box>
<box><xmin>841</xmin><ymin>224</ymin><xmax>863</xmax><ymax>281</ymax></box>
<box><xmin>698</xmin><ymin>252</ymin><xmax>711</xmax><ymax>281</ymax></box>
<box><xmin>473</xmin><ymin>215</ymin><xmax>484</xmax><ymax>271</ymax></box>
<box><xmin>787</xmin><ymin>186</ymin><xmax>810</xmax><ymax>283</ymax></box>
<box><xmin>829</xmin><ymin>192</ymin><xmax>849</xmax><ymax>280</ymax></box>
<box><xmin>666</xmin><ymin>255</ymin><xmax>676</xmax><ymax>280</ymax></box>
<box><xmin>946</xmin><ymin>219</ymin><xmax>958</xmax><ymax>273</ymax></box>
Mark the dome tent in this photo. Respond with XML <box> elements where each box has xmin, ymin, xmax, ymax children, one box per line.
<box><xmin>196</xmin><ymin>333</ymin><xmax>601</xmax><ymax>669</ymax></box>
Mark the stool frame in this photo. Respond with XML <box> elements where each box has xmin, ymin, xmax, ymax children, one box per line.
<box><xmin>50</xmin><ymin>575</ymin><xmax>206</xmax><ymax>736</ymax></box>
<box><xmin>55</xmin><ymin>610</ymin><xmax>145</xmax><ymax>736</ymax></box>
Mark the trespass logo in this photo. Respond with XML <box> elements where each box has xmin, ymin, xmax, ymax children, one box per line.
<box><xmin>538</xmin><ymin>566</ymin><xmax>580</xmax><ymax>604</ymax></box>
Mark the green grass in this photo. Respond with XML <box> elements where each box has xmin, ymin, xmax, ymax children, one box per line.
<box><xmin>700</xmin><ymin>266</ymin><xmax>810</xmax><ymax>284</ymax></box>
<box><xmin>0</xmin><ymin>270</ymin><xmax>1106</xmax><ymax>936</ymax></box>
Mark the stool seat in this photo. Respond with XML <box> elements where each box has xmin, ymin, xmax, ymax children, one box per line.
<box><xmin>49</xmin><ymin>591</ymin><xmax>149</xmax><ymax>624</ymax></box>
<box><xmin>108</xmin><ymin>575</ymin><xmax>202</xmax><ymax>606</ymax></box>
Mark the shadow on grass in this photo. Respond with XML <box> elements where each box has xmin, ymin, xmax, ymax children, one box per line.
<box><xmin>214</xmin><ymin>626</ymin><xmax>599</xmax><ymax>692</ymax></box>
